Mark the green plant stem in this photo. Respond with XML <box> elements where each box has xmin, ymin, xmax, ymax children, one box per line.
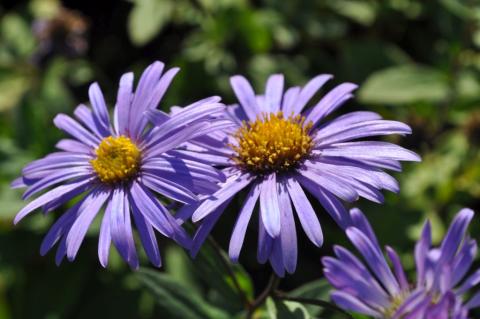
<box><xmin>246</xmin><ymin>273</ymin><xmax>280</xmax><ymax>319</ymax></box>
<box><xmin>273</xmin><ymin>291</ymin><xmax>354</xmax><ymax>319</ymax></box>
<box><xmin>207</xmin><ymin>236</ymin><xmax>251</xmax><ymax>308</ymax></box>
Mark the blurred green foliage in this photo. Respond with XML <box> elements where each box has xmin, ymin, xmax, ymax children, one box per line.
<box><xmin>0</xmin><ymin>0</ymin><xmax>480</xmax><ymax>318</ymax></box>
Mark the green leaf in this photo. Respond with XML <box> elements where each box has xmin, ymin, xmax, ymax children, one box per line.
<box><xmin>288</xmin><ymin>279</ymin><xmax>332</xmax><ymax>316</ymax></box>
<box><xmin>326</xmin><ymin>0</ymin><xmax>377</xmax><ymax>26</ymax></box>
<box><xmin>0</xmin><ymin>70</ymin><xmax>31</xmax><ymax>112</ymax></box>
<box><xmin>358</xmin><ymin>65</ymin><xmax>449</xmax><ymax>105</ymax></box>
<box><xmin>192</xmin><ymin>238</ymin><xmax>254</xmax><ymax>313</ymax></box>
<box><xmin>128</xmin><ymin>0</ymin><xmax>173</xmax><ymax>46</ymax></box>
<box><xmin>266</xmin><ymin>297</ymin><xmax>311</xmax><ymax>319</ymax></box>
<box><xmin>136</xmin><ymin>268</ymin><xmax>228</xmax><ymax>319</ymax></box>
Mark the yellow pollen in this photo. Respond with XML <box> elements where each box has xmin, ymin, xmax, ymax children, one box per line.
<box><xmin>90</xmin><ymin>136</ymin><xmax>141</xmax><ymax>184</ymax></box>
<box><xmin>231</xmin><ymin>112</ymin><xmax>314</xmax><ymax>174</ymax></box>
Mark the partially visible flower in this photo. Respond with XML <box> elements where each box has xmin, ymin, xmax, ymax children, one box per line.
<box><xmin>32</xmin><ymin>7</ymin><xmax>89</xmax><ymax>62</ymax></box>
<box><xmin>172</xmin><ymin>74</ymin><xmax>420</xmax><ymax>276</ymax></box>
<box><xmin>323</xmin><ymin>207</ymin><xmax>480</xmax><ymax>319</ymax></box>
<box><xmin>12</xmin><ymin>61</ymin><xmax>232</xmax><ymax>268</ymax></box>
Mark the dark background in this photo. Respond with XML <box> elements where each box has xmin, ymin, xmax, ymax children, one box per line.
<box><xmin>0</xmin><ymin>0</ymin><xmax>479</xmax><ymax>318</ymax></box>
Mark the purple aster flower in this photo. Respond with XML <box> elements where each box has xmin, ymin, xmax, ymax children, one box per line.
<box><xmin>12</xmin><ymin>61</ymin><xmax>233</xmax><ymax>269</ymax></box>
<box><xmin>323</xmin><ymin>207</ymin><xmax>480</xmax><ymax>319</ymax></box>
<box><xmin>173</xmin><ymin>74</ymin><xmax>420</xmax><ymax>276</ymax></box>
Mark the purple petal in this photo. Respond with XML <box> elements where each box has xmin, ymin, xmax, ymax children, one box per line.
<box><xmin>278</xmin><ymin>181</ymin><xmax>297</xmax><ymax>273</ymax></box>
<box><xmin>259</xmin><ymin>173</ymin><xmax>281</xmax><ymax>237</ymax></box>
<box><xmin>55</xmin><ymin>139</ymin><xmax>92</xmax><ymax>154</ymax></box>
<box><xmin>53</xmin><ymin>114</ymin><xmax>101</xmax><ymax>147</ymax></box>
<box><xmin>229</xmin><ymin>183</ymin><xmax>260</xmax><ymax>262</ymax></box>
<box><xmin>131</xmin><ymin>204</ymin><xmax>161</xmax><ymax>267</ymax></box>
<box><xmin>129</xmin><ymin>181</ymin><xmax>175</xmax><ymax>237</ymax></box>
<box><xmin>66</xmin><ymin>189</ymin><xmax>110</xmax><ymax>260</ymax></box>
<box><xmin>257</xmin><ymin>215</ymin><xmax>273</xmax><ymax>264</ymax></box>
<box><xmin>88</xmin><ymin>82</ymin><xmax>111</xmax><ymax>133</ymax></box>
<box><xmin>190</xmin><ymin>198</ymin><xmax>232</xmax><ymax>257</ymax></box>
<box><xmin>230</xmin><ymin>75</ymin><xmax>260</xmax><ymax>121</ymax></box>
<box><xmin>98</xmin><ymin>201</ymin><xmax>112</xmax><ymax>267</ymax></box>
<box><xmin>74</xmin><ymin>104</ymin><xmax>109</xmax><ymax>138</ymax></box>
<box><xmin>349</xmin><ymin>208</ymin><xmax>380</xmax><ymax>250</ymax></box>
<box><xmin>129</xmin><ymin>61</ymin><xmax>164</xmax><ymax>138</ymax></box>
<box><xmin>320</xmin><ymin>141</ymin><xmax>421</xmax><ymax>162</ymax></box>
<box><xmin>297</xmin><ymin>169</ymin><xmax>358</xmax><ymax>202</ymax></box>
<box><xmin>281</xmin><ymin>86</ymin><xmax>301</xmax><ymax>115</ymax></box>
<box><xmin>331</xmin><ymin>291</ymin><xmax>382</xmax><ymax>317</ymax></box>
<box><xmin>466</xmin><ymin>291</ymin><xmax>480</xmax><ymax>309</ymax></box>
<box><xmin>22</xmin><ymin>167</ymin><xmax>93</xmax><ymax>200</ymax></box>
<box><xmin>269</xmin><ymin>237</ymin><xmax>286</xmax><ymax>277</ymax></box>
<box><xmin>40</xmin><ymin>200</ymin><xmax>82</xmax><ymax>256</ymax></box>
<box><xmin>415</xmin><ymin>220</ymin><xmax>432</xmax><ymax>286</ymax></box>
<box><xmin>146</xmin><ymin>96</ymin><xmax>224</xmax><ymax>137</ymax></box>
<box><xmin>286</xmin><ymin>177</ymin><xmax>323</xmax><ymax>246</ymax></box>
<box><xmin>143</xmin><ymin>173</ymin><xmax>198</xmax><ymax>205</ymax></box>
<box><xmin>437</xmin><ymin>208</ymin><xmax>474</xmax><ymax>265</ymax></box>
<box><xmin>294</xmin><ymin>74</ymin><xmax>332</xmax><ymax>115</ymax></box>
<box><xmin>314</xmin><ymin>120</ymin><xmax>412</xmax><ymax>147</ymax></box>
<box><xmin>386</xmin><ymin>246</ymin><xmax>409</xmax><ymax>291</ymax></box>
<box><xmin>264</xmin><ymin>74</ymin><xmax>284</xmax><ymax>113</ymax></box>
<box><xmin>297</xmin><ymin>176</ymin><xmax>351</xmax><ymax>228</ymax></box>
<box><xmin>305</xmin><ymin>82</ymin><xmax>357</xmax><ymax>125</ymax></box>
<box><xmin>114</xmin><ymin>72</ymin><xmax>134</xmax><ymax>135</ymax></box>
<box><xmin>457</xmin><ymin>269</ymin><xmax>480</xmax><ymax>295</ymax></box>
<box><xmin>192</xmin><ymin>174</ymin><xmax>251</xmax><ymax>222</ymax></box>
<box><xmin>346</xmin><ymin>227</ymin><xmax>400</xmax><ymax>296</ymax></box>
<box><xmin>14</xmin><ymin>178</ymin><xmax>95</xmax><ymax>224</ymax></box>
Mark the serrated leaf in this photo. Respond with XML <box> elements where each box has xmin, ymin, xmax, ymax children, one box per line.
<box><xmin>136</xmin><ymin>268</ymin><xmax>228</xmax><ymax>319</ymax></box>
<box><xmin>358</xmin><ymin>65</ymin><xmax>449</xmax><ymax>105</ymax></box>
<box><xmin>128</xmin><ymin>0</ymin><xmax>173</xmax><ymax>46</ymax></box>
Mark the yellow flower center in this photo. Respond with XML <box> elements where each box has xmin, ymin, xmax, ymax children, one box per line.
<box><xmin>90</xmin><ymin>136</ymin><xmax>141</xmax><ymax>184</ymax></box>
<box><xmin>231</xmin><ymin>112</ymin><xmax>314</xmax><ymax>174</ymax></box>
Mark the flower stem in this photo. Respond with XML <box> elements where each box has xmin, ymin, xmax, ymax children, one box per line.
<box><xmin>246</xmin><ymin>273</ymin><xmax>280</xmax><ymax>319</ymax></box>
<box><xmin>273</xmin><ymin>291</ymin><xmax>354</xmax><ymax>319</ymax></box>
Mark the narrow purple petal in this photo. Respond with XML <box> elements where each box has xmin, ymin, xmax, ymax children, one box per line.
<box><xmin>230</xmin><ymin>75</ymin><xmax>259</xmax><ymax>121</ymax></box>
<box><xmin>66</xmin><ymin>189</ymin><xmax>110</xmax><ymax>260</ymax></box>
<box><xmin>88</xmin><ymin>82</ymin><xmax>111</xmax><ymax>132</ymax></box>
<box><xmin>229</xmin><ymin>183</ymin><xmax>260</xmax><ymax>262</ymax></box>
<box><xmin>331</xmin><ymin>291</ymin><xmax>383</xmax><ymax>318</ymax></box>
<box><xmin>415</xmin><ymin>220</ymin><xmax>432</xmax><ymax>286</ymax></box>
<box><xmin>437</xmin><ymin>208</ymin><xmax>474</xmax><ymax>265</ymax></box>
<box><xmin>114</xmin><ymin>72</ymin><xmax>134</xmax><ymax>135</ymax></box>
<box><xmin>131</xmin><ymin>203</ymin><xmax>161</xmax><ymax>267</ymax></box>
<box><xmin>192</xmin><ymin>174</ymin><xmax>251</xmax><ymax>222</ymax></box>
<box><xmin>264</xmin><ymin>74</ymin><xmax>284</xmax><ymax>113</ymax></box>
<box><xmin>190</xmin><ymin>199</ymin><xmax>232</xmax><ymax>257</ymax></box>
<box><xmin>294</xmin><ymin>74</ymin><xmax>333</xmax><ymax>115</ymax></box>
<box><xmin>320</xmin><ymin>141</ymin><xmax>421</xmax><ymax>162</ymax></box>
<box><xmin>259</xmin><ymin>173</ymin><xmax>281</xmax><ymax>238</ymax></box>
<box><xmin>278</xmin><ymin>181</ymin><xmax>297</xmax><ymax>273</ymax></box>
<box><xmin>286</xmin><ymin>177</ymin><xmax>323</xmax><ymax>247</ymax></box>
<box><xmin>386</xmin><ymin>246</ymin><xmax>409</xmax><ymax>291</ymax></box>
<box><xmin>14</xmin><ymin>178</ymin><xmax>95</xmax><ymax>224</ymax></box>
<box><xmin>143</xmin><ymin>173</ymin><xmax>198</xmax><ymax>205</ymax></box>
<box><xmin>98</xmin><ymin>200</ymin><xmax>112</xmax><ymax>267</ymax></box>
<box><xmin>305</xmin><ymin>82</ymin><xmax>357</xmax><ymax>125</ymax></box>
<box><xmin>346</xmin><ymin>227</ymin><xmax>400</xmax><ymax>296</ymax></box>
<box><xmin>53</xmin><ymin>114</ymin><xmax>101</xmax><ymax>147</ymax></box>
<box><xmin>281</xmin><ymin>86</ymin><xmax>301</xmax><ymax>115</ymax></box>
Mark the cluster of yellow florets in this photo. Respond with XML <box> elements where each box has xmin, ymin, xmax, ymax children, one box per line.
<box><xmin>231</xmin><ymin>112</ymin><xmax>314</xmax><ymax>174</ymax></box>
<box><xmin>90</xmin><ymin>136</ymin><xmax>141</xmax><ymax>184</ymax></box>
